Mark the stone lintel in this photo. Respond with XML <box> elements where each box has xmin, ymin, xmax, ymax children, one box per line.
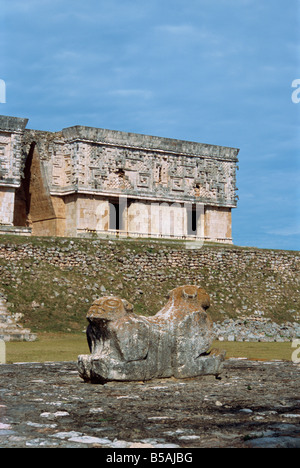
<box><xmin>0</xmin><ymin>182</ymin><xmax>20</xmax><ymax>188</ymax></box>
<box><xmin>48</xmin><ymin>187</ymin><xmax>237</xmax><ymax>208</ymax></box>
<box><xmin>62</xmin><ymin>125</ymin><xmax>240</xmax><ymax>162</ymax></box>
<box><xmin>0</xmin><ymin>115</ymin><xmax>29</xmax><ymax>133</ymax></box>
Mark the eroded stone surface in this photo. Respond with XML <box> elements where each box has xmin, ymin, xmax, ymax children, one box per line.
<box><xmin>0</xmin><ymin>359</ymin><xmax>299</xmax><ymax>448</ymax></box>
<box><xmin>78</xmin><ymin>285</ymin><xmax>225</xmax><ymax>383</ymax></box>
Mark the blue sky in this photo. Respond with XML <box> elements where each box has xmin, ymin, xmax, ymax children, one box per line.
<box><xmin>1</xmin><ymin>0</ymin><xmax>299</xmax><ymax>250</ymax></box>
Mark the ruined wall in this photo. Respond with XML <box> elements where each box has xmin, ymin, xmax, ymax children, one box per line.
<box><xmin>0</xmin><ymin>188</ymin><xmax>15</xmax><ymax>225</ymax></box>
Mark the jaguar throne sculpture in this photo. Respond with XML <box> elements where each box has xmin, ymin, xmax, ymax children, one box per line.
<box><xmin>78</xmin><ymin>285</ymin><xmax>225</xmax><ymax>383</ymax></box>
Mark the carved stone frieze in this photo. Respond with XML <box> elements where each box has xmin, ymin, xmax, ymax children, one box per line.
<box><xmin>18</xmin><ymin>124</ymin><xmax>239</xmax><ymax>206</ymax></box>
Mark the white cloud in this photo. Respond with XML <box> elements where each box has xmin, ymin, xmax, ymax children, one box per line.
<box><xmin>156</xmin><ymin>24</ymin><xmax>197</xmax><ymax>35</ymax></box>
<box><xmin>155</xmin><ymin>23</ymin><xmax>220</xmax><ymax>44</ymax></box>
<box><xmin>109</xmin><ymin>89</ymin><xmax>153</xmax><ymax>99</ymax></box>
<box><xmin>265</xmin><ymin>226</ymin><xmax>300</xmax><ymax>237</ymax></box>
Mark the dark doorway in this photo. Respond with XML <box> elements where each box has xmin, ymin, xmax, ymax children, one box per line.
<box><xmin>13</xmin><ymin>142</ymin><xmax>35</xmax><ymax>226</ymax></box>
<box><xmin>109</xmin><ymin>198</ymin><xmax>125</xmax><ymax>230</ymax></box>
<box><xmin>187</xmin><ymin>204</ymin><xmax>200</xmax><ymax>236</ymax></box>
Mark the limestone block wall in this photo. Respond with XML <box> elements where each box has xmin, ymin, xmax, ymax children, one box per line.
<box><xmin>0</xmin><ymin>188</ymin><xmax>15</xmax><ymax>225</ymax></box>
<box><xmin>127</xmin><ymin>201</ymin><xmax>188</xmax><ymax>238</ymax></box>
<box><xmin>76</xmin><ymin>195</ymin><xmax>110</xmax><ymax>234</ymax></box>
<box><xmin>204</xmin><ymin>206</ymin><xmax>232</xmax><ymax>242</ymax></box>
<box><xmin>150</xmin><ymin>202</ymin><xmax>186</xmax><ymax>237</ymax></box>
<box><xmin>59</xmin><ymin>196</ymin><xmax>204</xmax><ymax>239</ymax></box>
<box><xmin>64</xmin><ymin>194</ymin><xmax>77</xmax><ymax>237</ymax></box>
<box><xmin>127</xmin><ymin>201</ymin><xmax>152</xmax><ymax>235</ymax></box>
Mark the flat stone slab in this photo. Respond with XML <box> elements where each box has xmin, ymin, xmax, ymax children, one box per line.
<box><xmin>0</xmin><ymin>359</ymin><xmax>299</xmax><ymax>448</ymax></box>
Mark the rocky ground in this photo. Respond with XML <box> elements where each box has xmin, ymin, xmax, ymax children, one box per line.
<box><xmin>0</xmin><ymin>358</ymin><xmax>299</xmax><ymax>449</ymax></box>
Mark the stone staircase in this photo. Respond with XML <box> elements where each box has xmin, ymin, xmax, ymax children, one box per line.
<box><xmin>0</xmin><ymin>294</ymin><xmax>37</xmax><ymax>342</ymax></box>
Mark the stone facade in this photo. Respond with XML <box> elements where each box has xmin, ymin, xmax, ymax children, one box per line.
<box><xmin>0</xmin><ymin>115</ymin><xmax>239</xmax><ymax>242</ymax></box>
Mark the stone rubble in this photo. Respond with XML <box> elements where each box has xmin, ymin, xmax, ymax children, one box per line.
<box><xmin>0</xmin><ymin>293</ymin><xmax>36</xmax><ymax>342</ymax></box>
<box><xmin>213</xmin><ymin>317</ymin><xmax>300</xmax><ymax>342</ymax></box>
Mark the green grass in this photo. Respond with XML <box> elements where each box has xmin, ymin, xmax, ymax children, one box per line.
<box><xmin>5</xmin><ymin>333</ymin><xmax>89</xmax><ymax>363</ymax></box>
<box><xmin>3</xmin><ymin>334</ymin><xmax>295</xmax><ymax>364</ymax></box>
<box><xmin>212</xmin><ymin>340</ymin><xmax>294</xmax><ymax>362</ymax></box>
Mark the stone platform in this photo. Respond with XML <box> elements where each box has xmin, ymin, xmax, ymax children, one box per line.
<box><xmin>0</xmin><ymin>359</ymin><xmax>299</xmax><ymax>448</ymax></box>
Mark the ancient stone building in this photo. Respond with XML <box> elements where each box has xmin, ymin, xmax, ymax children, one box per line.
<box><xmin>0</xmin><ymin>115</ymin><xmax>239</xmax><ymax>243</ymax></box>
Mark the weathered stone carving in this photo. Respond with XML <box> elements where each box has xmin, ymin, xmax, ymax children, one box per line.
<box><xmin>78</xmin><ymin>285</ymin><xmax>225</xmax><ymax>383</ymax></box>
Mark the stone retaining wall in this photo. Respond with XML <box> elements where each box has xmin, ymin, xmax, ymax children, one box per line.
<box><xmin>0</xmin><ymin>240</ymin><xmax>298</xmax><ymax>276</ymax></box>
<box><xmin>0</xmin><ymin>237</ymin><xmax>299</xmax><ymax>340</ymax></box>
